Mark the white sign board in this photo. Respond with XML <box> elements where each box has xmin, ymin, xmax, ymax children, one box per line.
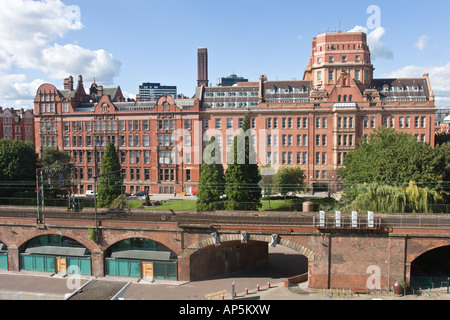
<box><xmin>368</xmin><ymin>211</ymin><xmax>374</xmax><ymax>228</ymax></box>
<box><xmin>352</xmin><ymin>211</ymin><xmax>358</xmax><ymax>228</ymax></box>
<box><xmin>319</xmin><ymin>211</ymin><xmax>325</xmax><ymax>227</ymax></box>
<box><xmin>335</xmin><ymin>211</ymin><xmax>341</xmax><ymax>228</ymax></box>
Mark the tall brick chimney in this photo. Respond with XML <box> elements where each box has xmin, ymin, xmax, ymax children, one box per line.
<box><xmin>197</xmin><ymin>48</ymin><xmax>208</xmax><ymax>87</ymax></box>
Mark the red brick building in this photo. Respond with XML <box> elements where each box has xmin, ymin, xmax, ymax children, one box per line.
<box><xmin>34</xmin><ymin>75</ymin><xmax>201</xmax><ymax>195</ymax></box>
<box><xmin>33</xmin><ymin>32</ymin><xmax>436</xmax><ymax>195</ymax></box>
<box><xmin>0</xmin><ymin>107</ymin><xmax>34</xmax><ymax>143</ymax></box>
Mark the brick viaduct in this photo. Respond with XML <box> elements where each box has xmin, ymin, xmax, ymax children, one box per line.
<box><xmin>0</xmin><ymin>206</ymin><xmax>449</xmax><ymax>290</ymax></box>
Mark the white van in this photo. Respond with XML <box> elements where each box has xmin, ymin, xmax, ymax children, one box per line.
<box><xmin>85</xmin><ymin>190</ymin><xmax>96</xmax><ymax>197</ymax></box>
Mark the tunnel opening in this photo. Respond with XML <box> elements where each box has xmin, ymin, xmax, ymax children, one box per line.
<box><xmin>410</xmin><ymin>245</ymin><xmax>450</xmax><ymax>290</ymax></box>
<box><xmin>189</xmin><ymin>240</ymin><xmax>309</xmax><ymax>283</ymax></box>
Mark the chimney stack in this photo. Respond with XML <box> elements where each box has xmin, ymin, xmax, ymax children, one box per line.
<box><xmin>197</xmin><ymin>48</ymin><xmax>208</xmax><ymax>87</ymax></box>
<box><xmin>64</xmin><ymin>76</ymin><xmax>74</xmax><ymax>91</ymax></box>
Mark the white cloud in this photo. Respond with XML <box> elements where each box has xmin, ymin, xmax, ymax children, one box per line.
<box><xmin>0</xmin><ymin>0</ymin><xmax>121</xmax><ymax>102</ymax></box>
<box><xmin>0</xmin><ymin>73</ymin><xmax>45</xmax><ymax>101</ymax></box>
<box><xmin>415</xmin><ymin>35</ymin><xmax>429</xmax><ymax>51</ymax></box>
<box><xmin>383</xmin><ymin>62</ymin><xmax>450</xmax><ymax>108</ymax></box>
<box><xmin>348</xmin><ymin>25</ymin><xmax>393</xmax><ymax>60</ymax></box>
<box><xmin>41</xmin><ymin>44</ymin><xmax>121</xmax><ymax>85</ymax></box>
<box><xmin>122</xmin><ymin>91</ymin><xmax>136</xmax><ymax>101</ymax></box>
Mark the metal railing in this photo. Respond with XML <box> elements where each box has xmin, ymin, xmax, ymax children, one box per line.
<box><xmin>0</xmin><ymin>199</ymin><xmax>449</xmax><ymax>230</ymax></box>
<box><xmin>410</xmin><ymin>276</ymin><xmax>450</xmax><ymax>292</ymax></box>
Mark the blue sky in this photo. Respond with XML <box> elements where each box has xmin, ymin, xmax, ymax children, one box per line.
<box><xmin>0</xmin><ymin>0</ymin><xmax>449</xmax><ymax>109</ymax></box>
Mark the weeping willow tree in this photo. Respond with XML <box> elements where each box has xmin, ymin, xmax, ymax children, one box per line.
<box><xmin>346</xmin><ymin>181</ymin><xmax>443</xmax><ymax>213</ymax></box>
<box><xmin>404</xmin><ymin>181</ymin><xmax>443</xmax><ymax>213</ymax></box>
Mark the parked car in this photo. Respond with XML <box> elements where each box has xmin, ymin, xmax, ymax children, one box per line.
<box><xmin>133</xmin><ymin>191</ymin><xmax>147</xmax><ymax>197</ymax></box>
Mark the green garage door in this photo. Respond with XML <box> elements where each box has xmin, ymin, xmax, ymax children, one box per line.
<box><xmin>106</xmin><ymin>259</ymin><xmax>177</xmax><ymax>279</ymax></box>
<box><xmin>67</xmin><ymin>257</ymin><xmax>92</xmax><ymax>275</ymax></box>
<box><xmin>20</xmin><ymin>254</ymin><xmax>55</xmax><ymax>272</ymax></box>
<box><xmin>154</xmin><ymin>262</ymin><xmax>177</xmax><ymax>280</ymax></box>
<box><xmin>0</xmin><ymin>253</ymin><xmax>7</xmax><ymax>270</ymax></box>
<box><xmin>106</xmin><ymin>259</ymin><xmax>141</xmax><ymax>278</ymax></box>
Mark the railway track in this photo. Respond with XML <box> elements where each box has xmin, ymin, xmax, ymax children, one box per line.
<box><xmin>0</xmin><ymin>206</ymin><xmax>449</xmax><ymax>229</ymax></box>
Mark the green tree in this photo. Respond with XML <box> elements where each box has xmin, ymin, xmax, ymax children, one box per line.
<box><xmin>39</xmin><ymin>147</ymin><xmax>71</xmax><ymax>168</ymax></box>
<box><xmin>259</xmin><ymin>164</ymin><xmax>276</xmax><ymax>196</ymax></box>
<box><xmin>0</xmin><ymin>139</ymin><xmax>38</xmax><ymax>196</ymax></box>
<box><xmin>339</xmin><ymin>127</ymin><xmax>445</xmax><ymax>190</ymax></box>
<box><xmin>339</xmin><ymin>127</ymin><xmax>447</xmax><ymax>212</ymax></box>
<box><xmin>435</xmin><ymin>142</ymin><xmax>450</xmax><ymax>203</ymax></box>
<box><xmin>97</xmin><ymin>142</ymin><xmax>122</xmax><ymax>207</ymax></box>
<box><xmin>274</xmin><ymin>166</ymin><xmax>306</xmax><ymax>202</ymax></box>
<box><xmin>241</xmin><ymin>114</ymin><xmax>262</xmax><ymax>208</ymax></box>
<box><xmin>196</xmin><ymin>136</ymin><xmax>225</xmax><ymax>211</ymax></box>
<box><xmin>224</xmin><ymin>114</ymin><xmax>261</xmax><ymax>211</ymax></box>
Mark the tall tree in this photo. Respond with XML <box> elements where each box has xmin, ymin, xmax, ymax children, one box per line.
<box><xmin>274</xmin><ymin>166</ymin><xmax>306</xmax><ymax>202</ymax></box>
<box><xmin>97</xmin><ymin>142</ymin><xmax>122</xmax><ymax>207</ymax></box>
<box><xmin>196</xmin><ymin>136</ymin><xmax>225</xmax><ymax>211</ymax></box>
<box><xmin>0</xmin><ymin>140</ymin><xmax>38</xmax><ymax>196</ymax></box>
<box><xmin>224</xmin><ymin>114</ymin><xmax>261</xmax><ymax>211</ymax></box>
<box><xmin>242</xmin><ymin>114</ymin><xmax>262</xmax><ymax>208</ymax></box>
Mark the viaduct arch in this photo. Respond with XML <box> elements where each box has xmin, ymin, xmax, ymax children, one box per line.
<box><xmin>180</xmin><ymin>233</ymin><xmax>314</xmax><ymax>282</ymax></box>
<box><xmin>180</xmin><ymin>233</ymin><xmax>315</xmax><ymax>260</ymax></box>
<box><xmin>0</xmin><ymin>210</ymin><xmax>449</xmax><ymax>290</ymax></box>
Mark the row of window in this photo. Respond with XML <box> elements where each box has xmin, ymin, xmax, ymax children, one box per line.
<box><xmin>1</xmin><ymin>117</ymin><xmax>32</xmax><ymax>125</ymax></box>
<box><xmin>265</xmin><ymin>87</ymin><xmax>308</xmax><ymax>94</ymax></box>
<box><xmin>206</xmin><ymin>118</ymin><xmax>255</xmax><ymax>130</ymax></box>
<box><xmin>203</xmin><ymin>102</ymin><xmax>260</xmax><ymax>109</ymax></box>
<box><xmin>268</xmin><ymin>134</ymin><xmax>330</xmax><ymax>147</ymax></box>
<box><xmin>2</xmin><ymin>135</ymin><xmax>33</xmax><ymax>142</ymax></box>
<box><xmin>317</xmin><ymin>68</ymin><xmax>368</xmax><ymax>83</ymax></box>
<box><xmin>319</xmin><ymin>54</ymin><xmax>367</xmax><ymax>64</ymax></box>
<box><xmin>266</xmin><ymin>151</ymin><xmax>328</xmax><ymax>165</ymax></box>
<box><xmin>46</xmin><ymin>115</ymin><xmax>429</xmax><ymax>136</ymax></box>
<box><xmin>72</xmin><ymin>167</ymin><xmax>192</xmax><ymax>183</ymax></box>
<box><xmin>317</xmin><ymin>43</ymin><xmax>366</xmax><ymax>52</ymax></box>
<box><xmin>71</xmin><ymin>149</ymin><xmax>195</xmax><ymax>166</ymax></box>
<box><xmin>63</xmin><ymin>134</ymin><xmax>162</xmax><ymax>148</ymax></box>
<box><xmin>39</xmin><ymin>104</ymin><xmax>56</xmax><ymax>113</ymax></box>
<box><xmin>59</xmin><ymin>119</ymin><xmax>195</xmax><ymax>133</ymax></box>
<box><xmin>381</xmin><ymin>116</ymin><xmax>427</xmax><ymax>129</ymax></box>
<box><xmin>205</xmin><ymin>91</ymin><xmax>259</xmax><ymax>97</ymax></box>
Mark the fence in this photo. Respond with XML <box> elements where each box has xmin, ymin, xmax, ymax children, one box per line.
<box><xmin>0</xmin><ymin>197</ymin><xmax>95</xmax><ymax>209</ymax></box>
<box><xmin>410</xmin><ymin>276</ymin><xmax>450</xmax><ymax>292</ymax></box>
